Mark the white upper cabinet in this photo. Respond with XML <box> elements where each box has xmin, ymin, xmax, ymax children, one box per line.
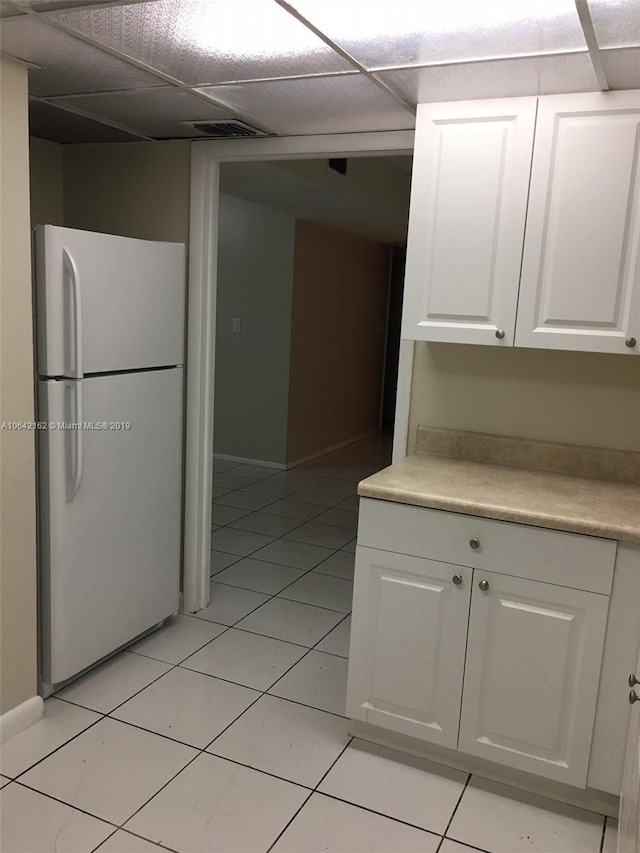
<box><xmin>516</xmin><ymin>91</ymin><xmax>640</xmax><ymax>354</ymax></box>
<box><xmin>401</xmin><ymin>98</ymin><xmax>537</xmax><ymax>346</ymax></box>
<box><xmin>402</xmin><ymin>90</ymin><xmax>640</xmax><ymax>354</ymax></box>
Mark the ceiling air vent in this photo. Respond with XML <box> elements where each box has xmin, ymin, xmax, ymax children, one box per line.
<box><xmin>183</xmin><ymin>119</ymin><xmax>270</xmax><ymax>138</ymax></box>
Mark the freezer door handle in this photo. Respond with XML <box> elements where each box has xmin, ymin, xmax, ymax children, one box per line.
<box><xmin>65</xmin><ymin>380</ymin><xmax>84</xmax><ymax>502</ymax></box>
<box><xmin>63</xmin><ymin>248</ymin><xmax>83</xmax><ymax>379</ymax></box>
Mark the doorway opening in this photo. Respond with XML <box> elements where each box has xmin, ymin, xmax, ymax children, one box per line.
<box><xmin>206</xmin><ymin>154</ymin><xmax>411</xmax><ymax>647</ymax></box>
<box><xmin>212</xmin><ymin>155</ymin><xmax>411</xmax><ymax>473</ymax></box>
<box><xmin>183</xmin><ymin>131</ymin><xmax>415</xmax><ymax>615</ymax></box>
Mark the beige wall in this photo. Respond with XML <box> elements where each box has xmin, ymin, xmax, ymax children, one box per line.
<box><xmin>287</xmin><ymin>220</ymin><xmax>390</xmax><ymax>464</ymax></box>
<box><xmin>0</xmin><ymin>58</ymin><xmax>38</xmax><ymax>714</ymax></box>
<box><xmin>63</xmin><ymin>140</ymin><xmax>190</xmax><ymax>243</ymax></box>
<box><xmin>408</xmin><ymin>343</ymin><xmax>640</xmax><ymax>454</ymax></box>
<box><xmin>29</xmin><ymin>136</ymin><xmax>64</xmax><ymax>226</ymax></box>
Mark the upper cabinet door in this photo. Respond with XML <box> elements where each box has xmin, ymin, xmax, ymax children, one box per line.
<box><xmin>516</xmin><ymin>91</ymin><xmax>640</xmax><ymax>354</ymax></box>
<box><xmin>401</xmin><ymin>98</ymin><xmax>537</xmax><ymax>346</ymax></box>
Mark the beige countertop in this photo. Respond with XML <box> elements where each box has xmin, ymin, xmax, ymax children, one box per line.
<box><xmin>357</xmin><ymin>452</ymin><xmax>640</xmax><ymax>544</ymax></box>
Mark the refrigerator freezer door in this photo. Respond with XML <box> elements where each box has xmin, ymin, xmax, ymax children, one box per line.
<box><xmin>35</xmin><ymin>225</ymin><xmax>185</xmax><ymax>377</ymax></box>
<box><xmin>38</xmin><ymin>368</ymin><xmax>183</xmax><ymax>687</ymax></box>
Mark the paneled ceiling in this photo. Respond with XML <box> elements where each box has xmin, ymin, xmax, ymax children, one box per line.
<box><xmin>1</xmin><ymin>0</ymin><xmax>639</xmax><ymax>144</ymax></box>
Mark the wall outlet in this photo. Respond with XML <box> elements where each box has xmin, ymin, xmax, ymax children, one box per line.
<box><xmin>232</xmin><ymin>317</ymin><xmax>242</xmax><ymax>334</ymax></box>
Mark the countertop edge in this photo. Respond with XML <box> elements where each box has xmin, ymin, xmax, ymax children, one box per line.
<box><xmin>357</xmin><ymin>482</ymin><xmax>640</xmax><ymax>545</ymax></box>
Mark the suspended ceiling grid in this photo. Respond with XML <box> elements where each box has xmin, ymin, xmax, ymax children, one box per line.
<box><xmin>1</xmin><ymin>0</ymin><xmax>639</xmax><ymax>143</ymax></box>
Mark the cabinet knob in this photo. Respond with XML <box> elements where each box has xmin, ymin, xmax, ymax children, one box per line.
<box><xmin>625</xmin><ymin>337</ymin><xmax>637</xmax><ymax>348</ymax></box>
<box><xmin>479</xmin><ymin>579</ymin><xmax>490</xmax><ymax>591</ymax></box>
<box><xmin>495</xmin><ymin>329</ymin><xmax>506</xmax><ymax>340</ymax></box>
<box><xmin>630</xmin><ymin>674</ymin><xmax>639</xmax><ymax>688</ymax></box>
<box><xmin>630</xmin><ymin>689</ymin><xmax>639</xmax><ymax>705</ymax></box>
<box><xmin>469</xmin><ymin>538</ymin><xmax>480</xmax><ymax>550</ymax></box>
<box><xmin>452</xmin><ymin>574</ymin><xmax>463</xmax><ymax>586</ymax></box>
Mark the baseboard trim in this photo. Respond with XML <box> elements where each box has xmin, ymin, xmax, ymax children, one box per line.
<box><xmin>214</xmin><ymin>429</ymin><xmax>381</xmax><ymax>473</ymax></box>
<box><xmin>0</xmin><ymin>695</ymin><xmax>43</xmax><ymax>744</ymax></box>
<box><xmin>213</xmin><ymin>453</ymin><xmax>286</xmax><ymax>470</ymax></box>
<box><xmin>287</xmin><ymin>429</ymin><xmax>379</xmax><ymax>470</ymax></box>
<box><xmin>349</xmin><ymin>720</ymin><xmax>619</xmax><ymax>818</ymax></box>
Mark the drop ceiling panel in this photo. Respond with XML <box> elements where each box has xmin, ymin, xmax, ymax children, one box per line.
<box><xmin>51</xmin><ymin>87</ymin><xmax>235</xmax><ymax>137</ymax></box>
<box><xmin>601</xmin><ymin>48</ymin><xmax>640</xmax><ymax>89</ymax></box>
<box><xmin>589</xmin><ymin>1</ymin><xmax>640</xmax><ymax>49</ymax></box>
<box><xmin>29</xmin><ymin>99</ymin><xmax>143</xmax><ymax>142</ymax></box>
<box><xmin>285</xmin><ymin>0</ymin><xmax>587</xmax><ymax>70</ymax></box>
<box><xmin>15</xmin><ymin>0</ymin><xmax>147</xmax><ymax>8</ymax></box>
<box><xmin>377</xmin><ymin>53</ymin><xmax>599</xmax><ymax>104</ymax></box>
<box><xmin>0</xmin><ymin>16</ymin><xmax>162</xmax><ymax>95</ymax></box>
<box><xmin>197</xmin><ymin>74</ymin><xmax>415</xmax><ymax>135</ymax></box>
<box><xmin>52</xmin><ymin>0</ymin><xmax>352</xmax><ymax>86</ymax></box>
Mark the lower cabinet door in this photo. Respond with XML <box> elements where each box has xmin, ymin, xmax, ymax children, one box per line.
<box><xmin>458</xmin><ymin>571</ymin><xmax>609</xmax><ymax>787</ymax></box>
<box><xmin>346</xmin><ymin>547</ymin><xmax>472</xmax><ymax>748</ymax></box>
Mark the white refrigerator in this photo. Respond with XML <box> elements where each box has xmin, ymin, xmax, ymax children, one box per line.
<box><xmin>35</xmin><ymin>225</ymin><xmax>186</xmax><ymax>695</ymax></box>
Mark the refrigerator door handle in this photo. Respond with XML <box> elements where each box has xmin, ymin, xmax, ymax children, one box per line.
<box><xmin>65</xmin><ymin>380</ymin><xmax>84</xmax><ymax>502</ymax></box>
<box><xmin>63</xmin><ymin>248</ymin><xmax>83</xmax><ymax>379</ymax></box>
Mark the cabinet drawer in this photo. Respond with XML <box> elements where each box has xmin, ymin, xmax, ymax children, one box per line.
<box><xmin>358</xmin><ymin>499</ymin><xmax>616</xmax><ymax>594</ymax></box>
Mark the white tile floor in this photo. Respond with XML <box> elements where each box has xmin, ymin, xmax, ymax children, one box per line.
<box><xmin>0</xmin><ymin>433</ymin><xmax>618</xmax><ymax>853</ymax></box>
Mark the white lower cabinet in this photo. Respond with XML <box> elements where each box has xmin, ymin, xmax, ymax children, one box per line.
<box><xmin>348</xmin><ymin>503</ymin><xmax>613</xmax><ymax>789</ymax></box>
<box><xmin>458</xmin><ymin>571</ymin><xmax>609</xmax><ymax>787</ymax></box>
<box><xmin>346</xmin><ymin>549</ymin><xmax>472</xmax><ymax>748</ymax></box>
<box><xmin>619</xmin><ymin>644</ymin><xmax>640</xmax><ymax>853</ymax></box>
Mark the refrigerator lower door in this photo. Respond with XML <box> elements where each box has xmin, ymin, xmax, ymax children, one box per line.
<box><xmin>38</xmin><ymin>367</ymin><xmax>183</xmax><ymax>689</ymax></box>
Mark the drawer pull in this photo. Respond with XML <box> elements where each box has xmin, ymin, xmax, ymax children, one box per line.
<box><xmin>625</xmin><ymin>337</ymin><xmax>636</xmax><ymax>348</ymax></box>
<box><xmin>469</xmin><ymin>538</ymin><xmax>480</xmax><ymax>550</ymax></box>
<box><xmin>479</xmin><ymin>579</ymin><xmax>490</xmax><ymax>592</ymax></box>
<box><xmin>630</xmin><ymin>674</ymin><xmax>639</xmax><ymax>688</ymax></box>
<box><xmin>452</xmin><ymin>574</ymin><xmax>463</xmax><ymax>586</ymax></box>
<box><xmin>630</xmin><ymin>690</ymin><xmax>639</xmax><ymax>705</ymax></box>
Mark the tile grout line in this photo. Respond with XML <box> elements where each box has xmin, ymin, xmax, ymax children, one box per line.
<box><xmin>13</xmin><ymin>777</ymin><xmax>122</xmax><ymax>831</ymax></box>
<box><xmin>56</xmin><ymin>657</ymin><xmax>351</xmax><ymax>720</ymax></box>
<box><xmin>318</xmin><ymin>789</ymin><xmax>446</xmax><ymax>841</ymax></box>
<box><xmin>264</xmin><ymin>736</ymin><xmax>355</xmax><ymax>853</ymax></box>
<box><xmin>207</xmin><ymin>536</ymin><xmax>354</xmax><ymax>628</ymax></box>
<box><xmin>440</xmin><ymin>773</ymin><xmax>472</xmax><ymax>844</ymax></box>
<box><xmin>1</xmin><ymin>711</ymin><xmax>103</xmax><ymax>782</ymax></box>
<box><xmin>180</xmin><ymin>583</ymin><xmax>349</xmax><ymax>650</ymax></box>
<box><xmin>201</xmin><ymin>623</ymin><xmax>349</xmax><ymax>658</ymax></box>
<box><xmin>599</xmin><ymin>815</ymin><xmax>608</xmax><ymax>853</ymax></box>
<box><xmin>210</xmin><ymin>541</ymin><xmax>339</xmax><ymax>573</ymax></box>
<box><xmin>436</xmin><ymin>834</ymin><xmax>493</xmax><ymax>853</ymax></box>
<box><xmin>91</xmin><ymin>824</ymin><xmax>180</xmax><ymax>853</ymax></box>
